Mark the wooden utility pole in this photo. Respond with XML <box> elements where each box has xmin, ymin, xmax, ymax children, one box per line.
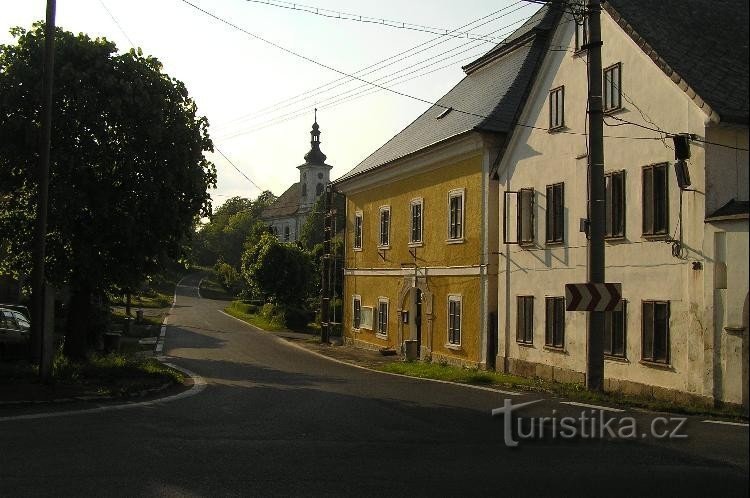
<box><xmin>31</xmin><ymin>0</ymin><xmax>56</xmax><ymax>382</ymax></box>
<box><xmin>585</xmin><ymin>0</ymin><xmax>605</xmax><ymax>391</ymax></box>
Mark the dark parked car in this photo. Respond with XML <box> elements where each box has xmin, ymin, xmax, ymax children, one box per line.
<box><xmin>0</xmin><ymin>307</ymin><xmax>30</xmax><ymax>358</ymax></box>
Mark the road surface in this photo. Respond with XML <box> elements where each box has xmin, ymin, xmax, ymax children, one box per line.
<box><xmin>1</xmin><ymin>273</ymin><xmax>747</xmax><ymax>496</ymax></box>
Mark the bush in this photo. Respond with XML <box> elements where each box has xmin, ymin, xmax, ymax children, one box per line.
<box><xmin>283</xmin><ymin>306</ymin><xmax>315</xmax><ymax>329</ymax></box>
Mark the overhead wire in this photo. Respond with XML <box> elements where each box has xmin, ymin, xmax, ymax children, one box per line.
<box><xmin>244</xmin><ymin>0</ymin><xmax>510</xmax><ymax>43</ymax></box>
<box><xmin>212</xmin><ymin>2</ymin><xmax>534</xmax><ymax>131</ymax></box>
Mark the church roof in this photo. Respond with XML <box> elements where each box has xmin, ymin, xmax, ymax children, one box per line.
<box><xmin>261</xmin><ymin>182</ymin><xmax>301</xmax><ymax>219</ymax></box>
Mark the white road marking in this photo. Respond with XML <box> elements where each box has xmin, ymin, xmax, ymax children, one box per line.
<box><xmin>218</xmin><ymin>309</ymin><xmax>521</xmax><ymax>396</ymax></box>
<box><xmin>0</xmin><ymin>362</ymin><xmax>206</xmax><ymax>423</ymax></box>
<box><xmin>701</xmin><ymin>419</ymin><xmax>749</xmax><ymax>427</ymax></box>
<box><xmin>560</xmin><ymin>401</ymin><xmax>625</xmax><ymax>412</ymax></box>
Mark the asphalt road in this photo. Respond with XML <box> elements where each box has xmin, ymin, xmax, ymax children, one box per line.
<box><xmin>1</xmin><ymin>273</ymin><xmax>748</xmax><ymax>497</ymax></box>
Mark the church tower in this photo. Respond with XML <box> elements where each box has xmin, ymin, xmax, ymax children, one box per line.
<box><xmin>298</xmin><ymin>109</ymin><xmax>332</xmax><ymax>211</ymax></box>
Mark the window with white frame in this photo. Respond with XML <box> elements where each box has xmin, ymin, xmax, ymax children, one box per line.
<box><xmin>447</xmin><ymin>295</ymin><xmax>462</xmax><ymax>345</ymax></box>
<box><xmin>549</xmin><ymin>86</ymin><xmax>565</xmax><ymax>130</ymax></box>
<box><xmin>352</xmin><ymin>295</ymin><xmax>361</xmax><ymax>329</ymax></box>
<box><xmin>410</xmin><ymin>198</ymin><xmax>423</xmax><ymax>244</ymax></box>
<box><xmin>379</xmin><ymin>206</ymin><xmax>390</xmax><ymax>247</ymax></box>
<box><xmin>360</xmin><ymin>306</ymin><xmax>374</xmax><ymax>330</ymax></box>
<box><xmin>353</xmin><ymin>211</ymin><xmax>363</xmax><ymax>250</ymax></box>
<box><xmin>377</xmin><ymin>298</ymin><xmax>389</xmax><ymax>337</ymax></box>
<box><xmin>603</xmin><ymin>63</ymin><xmax>622</xmax><ymax>112</ymax></box>
<box><xmin>447</xmin><ymin>189</ymin><xmax>464</xmax><ymax>241</ymax></box>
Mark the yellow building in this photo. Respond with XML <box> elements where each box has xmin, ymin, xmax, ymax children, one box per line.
<box><xmin>332</xmin><ymin>7</ymin><xmax>562</xmax><ymax>368</ymax></box>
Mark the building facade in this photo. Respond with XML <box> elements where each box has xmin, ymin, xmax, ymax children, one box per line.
<box><xmin>495</xmin><ymin>0</ymin><xmax>748</xmax><ymax>408</ymax></box>
<box><xmin>261</xmin><ymin>118</ymin><xmax>333</xmax><ymax>242</ymax></box>
<box><xmin>334</xmin><ymin>6</ymin><xmax>562</xmax><ymax>367</ymax></box>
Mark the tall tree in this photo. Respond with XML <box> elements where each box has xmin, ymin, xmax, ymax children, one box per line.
<box><xmin>0</xmin><ymin>24</ymin><xmax>216</xmax><ymax>358</ymax></box>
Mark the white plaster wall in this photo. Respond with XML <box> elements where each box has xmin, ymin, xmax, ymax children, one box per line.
<box><xmin>496</xmin><ymin>10</ymin><xmax>718</xmax><ymax>396</ymax></box>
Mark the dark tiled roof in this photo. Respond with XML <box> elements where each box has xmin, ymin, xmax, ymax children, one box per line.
<box><xmin>261</xmin><ymin>182</ymin><xmax>301</xmax><ymax>219</ymax></box>
<box><xmin>606</xmin><ymin>0</ymin><xmax>749</xmax><ymax>124</ymax></box>
<box><xmin>334</xmin><ymin>4</ymin><xmax>563</xmax><ymax>183</ymax></box>
<box><xmin>706</xmin><ymin>199</ymin><xmax>749</xmax><ymax>221</ymax></box>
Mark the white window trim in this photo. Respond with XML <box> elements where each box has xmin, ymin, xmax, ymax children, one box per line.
<box><xmin>446</xmin><ymin>188</ymin><xmax>465</xmax><ymax>243</ymax></box>
<box><xmin>378</xmin><ymin>205</ymin><xmax>391</xmax><ymax>249</ymax></box>
<box><xmin>376</xmin><ymin>297</ymin><xmax>389</xmax><ymax>339</ymax></box>
<box><xmin>409</xmin><ymin>197</ymin><xmax>424</xmax><ymax>246</ymax></box>
<box><xmin>360</xmin><ymin>305</ymin><xmax>374</xmax><ymax>330</ymax></box>
<box><xmin>351</xmin><ymin>294</ymin><xmax>362</xmax><ymax>331</ymax></box>
<box><xmin>353</xmin><ymin>210</ymin><xmax>363</xmax><ymax>252</ymax></box>
<box><xmin>446</xmin><ymin>294</ymin><xmax>463</xmax><ymax>348</ymax></box>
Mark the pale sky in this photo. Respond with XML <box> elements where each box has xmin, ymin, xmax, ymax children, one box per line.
<box><xmin>1</xmin><ymin>0</ymin><xmax>542</xmax><ymax>207</ymax></box>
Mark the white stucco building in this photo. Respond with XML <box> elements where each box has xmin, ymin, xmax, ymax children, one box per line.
<box><xmin>495</xmin><ymin>0</ymin><xmax>748</xmax><ymax>409</ymax></box>
<box><xmin>261</xmin><ymin>117</ymin><xmax>333</xmax><ymax>242</ymax></box>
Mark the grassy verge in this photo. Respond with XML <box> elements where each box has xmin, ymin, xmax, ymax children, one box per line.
<box><xmin>378</xmin><ymin>361</ymin><xmax>746</xmax><ymax>420</ymax></box>
<box><xmin>199</xmin><ymin>273</ymin><xmax>235</xmax><ymax>301</ymax></box>
<box><xmin>0</xmin><ymin>353</ymin><xmax>185</xmax><ymax>399</ymax></box>
<box><xmin>224</xmin><ymin>301</ymin><xmax>285</xmax><ymax>331</ymax></box>
<box><xmin>224</xmin><ymin>301</ymin><xmax>320</xmax><ymax>335</ymax></box>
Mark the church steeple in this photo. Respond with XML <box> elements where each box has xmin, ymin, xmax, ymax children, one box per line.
<box><xmin>303</xmin><ymin>108</ymin><xmax>327</xmax><ymax>165</ymax></box>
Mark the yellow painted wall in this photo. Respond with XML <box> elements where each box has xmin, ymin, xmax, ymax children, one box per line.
<box><xmin>345</xmin><ymin>153</ymin><xmax>484</xmax><ymax>270</ymax></box>
<box><xmin>344</xmin><ymin>274</ymin><xmax>483</xmax><ymax>364</ymax></box>
<box><xmin>342</xmin><ymin>152</ymin><xmax>486</xmax><ymax>365</ymax></box>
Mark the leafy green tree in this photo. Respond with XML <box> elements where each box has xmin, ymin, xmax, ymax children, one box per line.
<box><xmin>299</xmin><ymin>191</ymin><xmax>345</xmax><ymax>250</ymax></box>
<box><xmin>0</xmin><ymin>24</ymin><xmax>216</xmax><ymax>358</ymax></box>
<box><xmin>241</xmin><ymin>233</ymin><xmax>313</xmax><ymax>305</ymax></box>
<box><xmin>191</xmin><ymin>191</ymin><xmax>276</xmax><ymax>268</ymax></box>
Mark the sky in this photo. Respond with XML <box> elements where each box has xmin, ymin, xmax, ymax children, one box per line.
<box><xmin>0</xmin><ymin>0</ymin><xmax>542</xmax><ymax>208</ymax></box>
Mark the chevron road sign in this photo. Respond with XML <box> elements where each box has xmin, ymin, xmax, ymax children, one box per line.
<box><xmin>565</xmin><ymin>283</ymin><xmax>622</xmax><ymax>312</ymax></box>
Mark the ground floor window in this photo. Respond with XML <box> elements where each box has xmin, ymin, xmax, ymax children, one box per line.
<box><xmin>360</xmin><ymin>306</ymin><xmax>374</xmax><ymax>330</ymax></box>
<box><xmin>377</xmin><ymin>298</ymin><xmax>389</xmax><ymax>337</ymax></box>
<box><xmin>352</xmin><ymin>295</ymin><xmax>361</xmax><ymax>329</ymax></box>
<box><xmin>642</xmin><ymin>300</ymin><xmax>669</xmax><ymax>364</ymax></box>
<box><xmin>604</xmin><ymin>300</ymin><xmax>627</xmax><ymax>358</ymax></box>
<box><xmin>448</xmin><ymin>295</ymin><xmax>462</xmax><ymax>345</ymax></box>
<box><xmin>516</xmin><ymin>296</ymin><xmax>534</xmax><ymax>344</ymax></box>
<box><xmin>545</xmin><ymin>297</ymin><xmax>565</xmax><ymax>348</ymax></box>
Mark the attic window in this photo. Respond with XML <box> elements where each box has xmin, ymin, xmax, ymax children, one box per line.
<box><xmin>437</xmin><ymin>107</ymin><xmax>453</xmax><ymax>119</ymax></box>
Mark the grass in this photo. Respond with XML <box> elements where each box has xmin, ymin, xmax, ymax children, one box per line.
<box><xmin>224</xmin><ymin>302</ymin><xmax>285</xmax><ymax>331</ymax></box>
<box><xmin>377</xmin><ymin>361</ymin><xmax>747</xmax><ymax>420</ymax></box>
<box><xmin>0</xmin><ymin>352</ymin><xmax>185</xmax><ymax>398</ymax></box>
<box><xmin>51</xmin><ymin>353</ymin><xmax>185</xmax><ymax>396</ymax></box>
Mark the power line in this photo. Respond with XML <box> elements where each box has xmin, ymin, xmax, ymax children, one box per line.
<box><xmin>245</xmin><ymin>0</ymin><xmax>510</xmax><ymax>43</ymax></box>
<box><xmin>181</xmin><ymin>1</ymin><xmax>665</xmax><ymax>145</ymax></box>
<box><xmin>212</xmin><ymin>2</ymin><xmax>533</xmax><ymax>131</ymax></box>
<box><xmin>96</xmin><ymin>0</ymin><xmax>136</xmax><ymax>49</ymax></box>
<box><xmin>215</xmin><ymin>147</ymin><xmax>265</xmax><ymax>192</ymax></box>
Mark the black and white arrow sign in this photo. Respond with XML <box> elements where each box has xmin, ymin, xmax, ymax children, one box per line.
<box><xmin>565</xmin><ymin>283</ymin><xmax>622</xmax><ymax>312</ymax></box>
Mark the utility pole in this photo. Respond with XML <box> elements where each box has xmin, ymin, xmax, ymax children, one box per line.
<box><xmin>31</xmin><ymin>0</ymin><xmax>56</xmax><ymax>382</ymax></box>
<box><xmin>585</xmin><ymin>0</ymin><xmax>605</xmax><ymax>391</ymax></box>
<box><xmin>320</xmin><ymin>184</ymin><xmax>332</xmax><ymax>344</ymax></box>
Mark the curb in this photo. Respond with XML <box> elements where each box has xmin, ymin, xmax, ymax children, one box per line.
<box><xmin>0</xmin><ymin>380</ymin><xmax>174</xmax><ymax>407</ymax></box>
<box><xmin>218</xmin><ymin>309</ymin><xmax>521</xmax><ymax>396</ymax></box>
<box><xmin>0</xmin><ymin>360</ymin><xmax>206</xmax><ymax>422</ymax></box>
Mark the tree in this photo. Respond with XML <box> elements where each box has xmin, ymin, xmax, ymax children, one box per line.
<box><xmin>191</xmin><ymin>191</ymin><xmax>277</xmax><ymax>268</ymax></box>
<box><xmin>241</xmin><ymin>233</ymin><xmax>314</xmax><ymax>306</ymax></box>
<box><xmin>0</xmin><ymin>24</ymin><xmax>216</xmax><ymax>358</ymax></box>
